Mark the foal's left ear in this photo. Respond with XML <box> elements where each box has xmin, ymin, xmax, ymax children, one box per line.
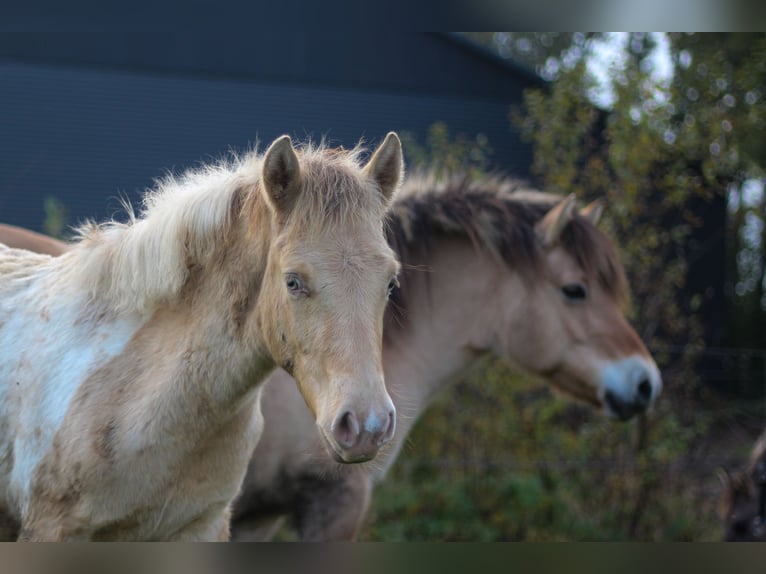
<box><xmin>364</xmin><ymin>132</ymin><xmax>403</xmax><ymax>204</ymax></box>
<box><xmin>536</xmin><ymin>194</ymin><xmax>576</xmax><ymax>248</ymax></box>
<box><xmin>262</xmin><ymin>135</ymin><xmax>302</xmax><ymax>220</ymax></box>
<box><xmin>581</xmin><ymin>199</ymin><xmax>604</xmax><ymax>226</ymax></box>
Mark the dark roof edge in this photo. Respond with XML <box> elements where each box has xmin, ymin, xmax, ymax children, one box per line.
<box><xmin>433</xmin><ymin>33</ymin><xmax>547</xmax><ymax>87</ymax></box>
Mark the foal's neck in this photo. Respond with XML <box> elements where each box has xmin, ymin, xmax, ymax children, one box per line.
<box><xmin>183</xmin><ymin>201</ymin><xmax>278</xmax><ymax>404</ymax></box>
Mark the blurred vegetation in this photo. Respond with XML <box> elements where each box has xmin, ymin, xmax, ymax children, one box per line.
<box><xmin>361</xmin><ymin>362</ymin><xmax>721</xmax><ymax>541</ymax></box>
<box><xmin>357</xmin><ymin>34</ymin><xmax>766</xmax><ymax>541</ymax></box>
<box><xmin>399</xmin><ymin>122</ymin><xmax>493</xmax><ymax>180</ymax></box>
<box><xmin>42</xmin><ymin>195</ymin><xmax>69</xmax><ymax>239</ymax></box>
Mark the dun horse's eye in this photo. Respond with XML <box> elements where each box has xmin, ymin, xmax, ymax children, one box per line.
<box><xmin>561</xmin><ymin>283</ymin><xmax>587</xmax><ymax>301</ymax></box>
<box><xmin>285</xmin><ymin>273</ymin><xmax>307</xmax><ymax>296</ymax></box>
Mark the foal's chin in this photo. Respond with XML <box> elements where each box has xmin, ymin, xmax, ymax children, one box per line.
<box><xmin>317</xmin><ymin>428</ymin><xmax>380</xmax><ymax>464</ymax></box>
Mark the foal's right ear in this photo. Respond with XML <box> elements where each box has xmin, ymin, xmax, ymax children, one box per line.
<box><xmin>365</xmin><ymin>132</ymin><xmax>403</xmax><ymax>204</ymax></box>
<box><xmin>262</xmin><ymin>135</ymin><xmax>302</xmax><ymax>219</ymax></box>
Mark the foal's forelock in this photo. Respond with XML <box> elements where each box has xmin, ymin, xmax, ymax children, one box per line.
<box><xmin>279</xmin><ymin>154</ymin><xmax>390</xmax><ymax>237</ymax></box>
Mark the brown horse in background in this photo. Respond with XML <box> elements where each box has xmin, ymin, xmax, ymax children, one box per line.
<box><xmin>0</xmin><ymin>224</ymin><xmax>67</xmax><ymax>256</ymax></box>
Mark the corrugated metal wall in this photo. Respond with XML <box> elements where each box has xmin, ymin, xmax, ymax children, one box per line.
<box><xmin>0</xmin><ymin>36</ymin><xmax>538</xmax><ymax>233</ymax></box>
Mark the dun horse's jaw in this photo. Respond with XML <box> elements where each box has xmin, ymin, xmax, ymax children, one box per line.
<box><xmin>598</xmin><ymin>355</ymin><xmax>662</xmax><ymax>421</ymax></box>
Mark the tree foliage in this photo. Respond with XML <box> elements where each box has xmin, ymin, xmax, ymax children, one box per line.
<box><xmin>399</xmin><ymin>121</ymin><xmax>492</xmax><ymax>180</ymax></box>
<box><xmin>666</xmin><ymin>33</ymin><xmax>766</xmax><ymax>353</ymax></box>
<box><xmin>502</xmin><ymin>32</ymin><xmax>766</xmax><ymax>362</ymax></box>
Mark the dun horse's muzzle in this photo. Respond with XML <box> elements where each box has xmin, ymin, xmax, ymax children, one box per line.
<box><xmin>600</xmin><ymin>356</ymin><xmax>662</xmax><ymax>421</ymax></box>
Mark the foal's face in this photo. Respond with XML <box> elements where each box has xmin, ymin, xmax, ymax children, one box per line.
<box><xmin>496</xmin><ymin>197</ymin><xmax>661</xmax><ymax>420</ymax></box>
<box><xmin>258</xmin><ymin>133</ymin><xmax>403</xmax><ymax>463</ymax></box>
<box><xmin>268</xmin><ymin>225</ymin><xmax>400</xmax><ymax>462</ymax></box>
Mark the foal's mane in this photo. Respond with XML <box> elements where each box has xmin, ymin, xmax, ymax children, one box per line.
<box><xmin>385</xmin><ymin>170</ymin><xmax>628</xmax><ymax>322</ymax></box>
<box><xmin>68</xmin><ymin>141</ymin><xmax>383</xmax><ymax>315</ymax></box>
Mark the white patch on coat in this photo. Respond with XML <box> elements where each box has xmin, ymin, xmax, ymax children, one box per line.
<box><xmin>0</xmin><ymin>265</ymin><xmax>142</xmax><ymax>515</ymax></box>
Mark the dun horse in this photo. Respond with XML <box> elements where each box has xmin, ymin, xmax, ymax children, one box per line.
<box><xmin>229</xmin><ymin>173</ymin><xmax>663</xmax><ymax>540</ymax></box>
<box><xmin>0</xmin><ymin>133</ymin><xmax>403</xmax><ymax>541</ymax></box>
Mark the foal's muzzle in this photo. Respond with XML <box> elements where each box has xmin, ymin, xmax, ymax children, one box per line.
<box><xmin>322</xmin><ymin>399</ymin><xmax>396</xmax><ymax>463</ymax></box>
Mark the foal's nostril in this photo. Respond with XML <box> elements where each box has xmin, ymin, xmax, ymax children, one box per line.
<box><xmin>636</xmin><ymin>379</ymin><xmax>652</xmax><ymax>405</ymax></box>
<box><xmin>332</xmin><ymin>411</ymin><xmax>360</xmax><ymax>449</ymax></box>
<box><xmin>378</xmin><ymin>409</ymin><xmax>396</xmax><ymax>446</ymax></box>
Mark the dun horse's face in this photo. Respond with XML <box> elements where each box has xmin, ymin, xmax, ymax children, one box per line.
<box><xmin>258</xmin><ymin>134</ymin><xmax>402</xmax><ymax>463</ymax></box>
<box><xmin>496</xmin><ymin>196</ymin><xmax>662</xmax><ymax>420</ymax></box>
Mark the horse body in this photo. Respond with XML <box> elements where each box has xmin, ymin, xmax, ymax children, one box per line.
<box><xmin>230</xmin><ymin>174</ymin><xmax>663</xmax><ymax>541</ymax></box>
<box><xmin>0</xmin><ymin>224</ymin><xmax>67</xmax><ymax>256</ymax></box>
<box><xmin>0</xmin><ymin>133</ymin><xmax>403</xmax><ymax>540</ymax></box>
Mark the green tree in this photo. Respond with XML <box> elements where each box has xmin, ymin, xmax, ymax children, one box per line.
<box><xmin>478</xmin><ymin>32</ymin><xmax>766</xmax><ymax>389</ymax></box>
<box><xmin>666</xmin><ymin>34</ymin><xmax>766</xmax><ymax>355</ymax></box>
<box><xmin>400</xmin><ymin>121</ymin><xmax>492</xmax><ymax>179</ymax></box>
<box><xmin>42</xmin><ymin>195</ymin><xmax>69</xmax><ymax>239</ymax></box>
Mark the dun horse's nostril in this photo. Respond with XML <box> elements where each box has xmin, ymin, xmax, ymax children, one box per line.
<box><xmin>332</xmin><ymin>411</ymin><xmax>360</xmax><ymax>449</ymax></box>
<box><xmin>637</xmin><ymin>379</ymin><xmax>652</xmax><ymax>405</ymax></box>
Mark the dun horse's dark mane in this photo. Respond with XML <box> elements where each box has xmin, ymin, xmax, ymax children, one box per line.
<box><xmin>384</xmin><ymin>170</ymin><xmax>628</xmax><ymax>333</ymax></box>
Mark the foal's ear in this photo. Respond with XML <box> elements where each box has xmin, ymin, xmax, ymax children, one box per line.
<box><xmin>536</xmin><ymin>194</ymin><xmax>576</xmax><ymax>248</ymax></box>
<box><xmin>581</xmin><ymin>199</ymin><xmax>604</xmax><ymax>226</ymax></box>
<box><xmin>262</xmin><ymin>135</ymin><xmax>302</xmax><ymax>219</ymax></box>
<box><xmin>365</xmin><ymin>132</ymin><xmax>403</xmax><ymax>204</ymax></box>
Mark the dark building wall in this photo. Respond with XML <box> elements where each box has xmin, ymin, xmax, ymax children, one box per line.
<box><xmin>0</xmin><ymin>32</ymin><xmax>540</xmax><ymax>99</ymax></box>
<box><xmin>0</xmin><ymin>33</ymin><xmax>542</xmax><ymax>233</ymax></box>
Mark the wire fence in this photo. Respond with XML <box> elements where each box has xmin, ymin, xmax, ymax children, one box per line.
<box><xmin>650</xmin><ymin>343</ymin><xmax>766</xmax><ymax>403</ymax></box>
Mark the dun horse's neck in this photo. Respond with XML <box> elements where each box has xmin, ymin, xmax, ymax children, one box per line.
<box><xmin>376</xmin><ymin>238</ymin><xmax>514</xmax><ymax>476</ymax></box>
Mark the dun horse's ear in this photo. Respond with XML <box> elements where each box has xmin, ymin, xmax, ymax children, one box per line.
<box><xmin>536</xmin><ymin>194</ymin><xmax>576</xmax><ymax>248</ymax></box>
<box><xmin>262</xmin><ymin>135</ymin><xmax>302</xmax><ymax>219</ymax></box>
<box><xmin>365</xmin><ymin>132</ymin><xmax>403</xmax><ymax>204</ymax></box>
<box><xmin>581</xmin><ymin>199</ymin><xmax>604</xmax><ymax>226</ymax></box>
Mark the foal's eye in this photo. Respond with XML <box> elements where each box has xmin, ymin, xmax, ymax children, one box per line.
<box><xmin>387</xmin><ymin>276</ymin><xmax>400</xmax><ymax>296</ymax></box>
<box><xmin>561</xmin><ymin>283</ymin><xmax>587</xmax><ymax>301</ymax></box>
<box><xmin>285</xmin><ymin>273</ymin><xmax>307</xmax><ymax>296</ymax></box>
